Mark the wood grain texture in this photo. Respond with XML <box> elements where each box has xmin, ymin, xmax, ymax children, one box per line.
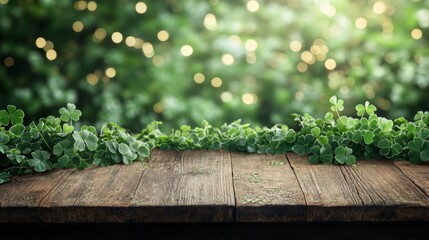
<box><xmin>394</xmin><ymin>161</ymin><xmax>429</xmax><ymax>196</ymax></box>
<box><xmin>232</xmin><ymin>153</ymin><xmax>306</xmax><ymax>222</ymax></box>
<box><xmin>287</xmin><ymin>153</ymin><xmax>364</xmax><ymax>221</ymax></box>
<box><xmin>288</xmin><ymin>154</ymin><xmax>429</xmax><ymax>221</ymax></box>
<box><xmin>37</xmin><ymin>161</ymin><xmax>147</xmax><ymax>223</ymax></box>
<box><xmin>0</xmin><ymin>169</ymin><xmax>70</xmax><ymax>222</ymax></box>
<box><xmin>2</xmin><ymin>151</ymin><xmax>429</xmax><ymax>223</ymax></box>
<box><xmin>340</xmin><ymin>159</ymin><xmax>429</xmax><ymax>221</ymax></box>
<box><xmin>130</xmin><ymin>150</ymin><xmax>235</xmax><ymax>222</ymax></box>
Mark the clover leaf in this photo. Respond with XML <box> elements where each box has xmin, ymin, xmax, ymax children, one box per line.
<box><xmin>377</xmin><ymin>138</ymin><xmax>402</xmax><ymax>157</ymax></box>
<box><xmin>0</xmin><ymin>132</ymin><xmax>10</xmax><ymax>154</ymax></box>
<box><xmin>118</xmin><ymin>143</ymin><xmax>137</xmax><ymax>164</ymax></box>
<box><xmin>0</xmin><ymin>172</ymin><xmax>11</xmax><ymax>184</ymax></box>
<box><xmin>351</xmin><ymin>130</ymin><xmax>362</xmax><ymax>144</ymax></box>
<box><xmin>53</xmin><ymin>156</ymin><xmax>75</xmax><ymax>169</ymax></box>
<box><xmin>73</xmin><ymin>130</ymin><xmax>98</xmax><ymax>152</ymax></box>
<box><xmin>59</xmin><ymin>103</ymin><xmax>82</xmax><ymax>123</ymax></box>
<box><xmin>362</xmin><ymin>130</ymin><xmax>375</xmax><ymax>145</ymax></box>
<box><xmin>0</xmin><ymin>105</ymin><xmax>25</xmax><ymax>126</ymax></box>
<box><xmin>292</xmin><ymin>134</ymin><xmax>315</xmax><ymax>155</ymax></box>
<box><xmin>309</xmin><ymin>145</ymin><xmax>333</xmax><ymax>164</ymax></box>
<box><xmin>28</xmin><ymin>150</ymin><xmax>53</xmax><ymax>172</ymax></box>
<box><xmin>311</xmin><ymin>127</ymin><xmax>320</xmax><ymax>137</ymax></box>
<box><xmin>356</xmin><ymin>101</ymin><xmax>377</xmax><ymax>117</ymax></box>
<box><xmin>329</xmin><ymin>95</ymin><xmax>344</xmax><ymax>117</ymax></box>
<box><xmin>0</xmin><ymin>132</ymin><xmax>10</xmax><ymax>145</ymax></box>
<box><xmin>335</xmin><ymin>146</ymin><xmax>356</xmax><ymax>165</ymax></box>
<box><xmin>53</xmin><ymin>140</ymin><xmax>74</xmax><ymax>157</ymax></box>
<box><xmin>0</xmin><ymin>110</ymin><xmax>10</xmax><ymax>126</ymax></box>
<box><xmin>408</xmin><ymin>137</ymin><xmax>429</xmax><ymax>163</ymax></box>
<box><xmin>378</xmin><ymin>118</ymin><xmax>394</xmax><ymax>133</ymax></box>
<box><xmin>6</xmin><ymin>148</ymin><xmax>25</xmax><ymax>164</ymax></box>
<box><xmin>9</xmin><ymin>124</ymin><xmax>25</xmax><ymax>137</ymax></box>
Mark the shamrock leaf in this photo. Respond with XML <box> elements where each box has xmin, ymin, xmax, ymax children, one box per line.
<box><xmin>59</xmin><ymin>103</ymin><xmax>82</xmax><ymax>122</ymax></box>
<box><xmin>53</xmin><ymin>140</ymin><xmax>74</xmax><ymax>157</ymax></box>
<box><xmin>62</xmin><ymin>123</ymin><xmax>74</xmax><ymax>133</ymax></box>
<box><xmin>362</xmin><ymin>131</ymin><xmax>375</xmax><ymax>145</ymax></box>
<box><xmin>329</xmin><ymin>95</ymin><xmax>344</xmax><ymax>116</ymax></box>
<box><xmin>53</xmin><ymin>156</ymin><xmax>75</xmax><ymax>169</ymax></box>
<box><xmin>73</xmin><ymin>130</ymin><xmax>98</xmax><ymax>152</ymax></box>
<box><xmin>335</xmin><ymin>146</ymin><xmax>356</xmax><ymax>165</ymax></box>
<box><xmin>408</xmin><ymin>137</ymin><xmax>429</xmax><ymax>163</ymax></box>
<box><xmin>356</xmin><ymin>104</ymin><xmax>365</xmax><ymax>117</ymax></box>
<box><xmin>378</xmin><ymin>118</ymin><xmax>393</xmax><ymax>133</ymax></box>
<box><xmin>0</xmin><ymin>132</ymin><xmax>10</xmax><ymax>144</ymax></box>
<box><xmin>28</xmin><ymin>150</ymin><xmax>53</xmax><ymax>172</ymax></box>
<box><xmin>356</xmin><ymin>101</ymin><xmax>377</xmax><ymax>117</ymax></box>
<box><xmin>0</xmin><ymin>110</ymin><xmax>10</xmax><ymax>126</ymax></box>
<box><xmin>309</xmin><ymin>145</ymin><xmax>333</xmax><ymax>164</ymax></box>
<box><xmin>119</xmin><ymin>143</ymin><xmax>137</xmax><ymax>164</ymax></box>
<box><xmin>6</xmin><ymin>148</ymin><xmax>25</xmax><ymax>164</ymax></box>
<box><xmin>292</xmin><ymin>134</ymin><xmax>315</xmax><ymax>155</ymax></box>
<box><xmin>77</xmin><ymin>158</ymin><xmax>90</xmax><ymax>170</ymax></box>
<box><xmin>0</xmin><ymin>172</ymin><xmax>11</xmax><ymax>184</ymax></box>
<box><xmin>9</xmin><ymin>106</ymin><xmax>24</xmax><ymax>125</ymax></box>
<box><xmin>9</xmin><ymin>124</ymin><xmax>25</xmax><ymax>137</ymax></box>
<box><xmin>408</xmin><ymin>137</ymin><xmax>424</xmax><ymax>151</ymax></box>
<box><xmin>311</xmin><ymin>127</ymin><xmax>321</xmax><ymax>137</ymax></box>
<box><xmin>0</xmin><ymin>105</ymin><xmax>24</xmax><ymax>126</ymax></box>
<box><xmin>417</xmin><ymin>128</ymin><xmax>429</xmax><ymax>140</ymax></box>
<box><xmin>351</xmin><ymin>130</ymin><xmax>362</xmax><ymax>144</ymax></box>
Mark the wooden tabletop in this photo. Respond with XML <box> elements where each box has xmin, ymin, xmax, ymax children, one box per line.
<box><xmin>0</xmin><ymin>150</ymin><xmax>428</xmax><ymax>223</ymax></box>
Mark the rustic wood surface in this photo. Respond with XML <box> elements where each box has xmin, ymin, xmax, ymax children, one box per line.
<box><xmin>1</xmin><ymin>150</ymin><xmax>429</xmax><ymax>223</ymax></box>
<box><xmin>289</xmin><ymin>154</ymin><xmax>429</xmax><ymax>221</ymax></box>
<box><xmin>394</xmin><ymin>161</ymin><xmax>429</xmax><ymax>196</ymax></box>
<box><xmin>232</xmin><ymin>152</ymin><xmax>306</xmax><ymax>222</ymax></box>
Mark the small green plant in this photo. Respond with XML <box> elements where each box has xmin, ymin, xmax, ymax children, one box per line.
<box><xmin>1</xmin><ymin>96</ymin><xmax>429</xmax><ymax>184</ymax></box>
<box><xmin>0</xmin><ymin>104</ymin><xmax>153</xmax><ymax>184</ymax></box>
<box><xmin>137</xmin><ymin>95</ymin><xmax>429</xmax><ymax>167</ymax></box>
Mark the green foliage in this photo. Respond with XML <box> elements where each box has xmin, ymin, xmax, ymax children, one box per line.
<box><xmin>0</xmin><ymin>104</ymin><xmax>153</xmax><ymax>184</ymax></box>
<box><xmin>334</xmin><ymin>146</ymin><xmax>356</xmax><ymax>165</ymax></box>
<box><xmin>59</xmin><ymin>103</ymin><xmax>82</xmax><ymax>123</ymax></box>
<box><xmin>329</xmin><ymin>96</ymin><xmax>344</xmax><ymax>118</ymax></box>
<box><xmin>1</xmin><ymin>96</ymin><xmax>429</xmax><ymax>184</ymax></box>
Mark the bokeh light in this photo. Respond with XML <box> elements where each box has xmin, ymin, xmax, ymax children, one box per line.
<box><xmin>180</xmin><ymin>45</ymin><xmax>193</xmax><ymax>57</ymax></box>
<box><xmin>111</xmin><ymin>32</ymin><xmax>123</xmax><ymax>43</ymax></box>
<box><xmin>211</xmin><ymin>77</ymin><xmax>222</xmax><ymax>88</ymax></box>
<box><xmin>135</xmin><ymin>2</ymin><xmax>147</xmax><ymax>14</ymax></box>
<box><xmin>1</xmin><ymin>0</ymin><xmax>428</xmax><ymax>131</ymax></box>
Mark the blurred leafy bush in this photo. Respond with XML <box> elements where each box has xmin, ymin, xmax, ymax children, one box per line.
<box><xmin>0</xmin><ymin>0</ymin><xmax>428</xmax><ymax>131</ymax></box>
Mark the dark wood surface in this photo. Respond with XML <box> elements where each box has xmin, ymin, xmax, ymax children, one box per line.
<box><xmin>1</xmin><ymin>150</ymin><xmax>429</xmax><ymax>223</ymax></box>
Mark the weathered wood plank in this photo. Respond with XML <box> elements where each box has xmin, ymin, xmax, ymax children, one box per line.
<box><xmin>340</xmin><ymin>159</ymin><xmax>429</xmax><ymax>221</ymax></box>
<box><xmin>232</xmin><ymin>153</ymin><xmax>306</xmax><ymax>222</ymax></box>
<box><xmin>287</xmin><ymin>153</ymin><xmax>364</xmax><ymax>221</ymax></box>
<box><xmin>0</xmin><ymin>169</ymin><xmax>70</xmax><ymax>222</ymax></box>
<box><xmin>36</xmin><ymin>161</ymin><xmax>147</xmax><ymax>223</ymax></box>
<box><xmin>393</xmin><ymin>161</ymin><xmax>429</xmax><ymax>196</ymax></box>
<box><xmin>130</xmin><ymin>150</ymin><xmax>235</xmax><ymax>222</ymax></box>
<box><xmin>288</xmin><ymin>154</ymin><xmax>429</xmax><ymax>221</ymax></box>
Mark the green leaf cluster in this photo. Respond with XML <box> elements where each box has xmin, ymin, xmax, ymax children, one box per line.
<box><xmin>0</xmin><ymin>104</ymin><xmax>153</xmax><ymax>184</ymax></box>
<box><xmin>138</xmin><ymin>95</ymin><xmax>429</xmax><ymax>167</ymax></box>
<box><xmin>2</xmin><ymin>96</ymin><xmax>429</xmax><ymax>184</ymax></box>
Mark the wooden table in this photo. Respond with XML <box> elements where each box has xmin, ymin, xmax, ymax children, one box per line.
<box><xmin>1</xmin><ymin>150</ymin><xmax>428</xmax><ymax>239</ymax></box>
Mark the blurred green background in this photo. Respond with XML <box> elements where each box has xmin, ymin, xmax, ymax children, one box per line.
<box><xmin>1</xmin><ymin>0</ymin><xmax>428</xmax><ymax>131</ymax></box>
